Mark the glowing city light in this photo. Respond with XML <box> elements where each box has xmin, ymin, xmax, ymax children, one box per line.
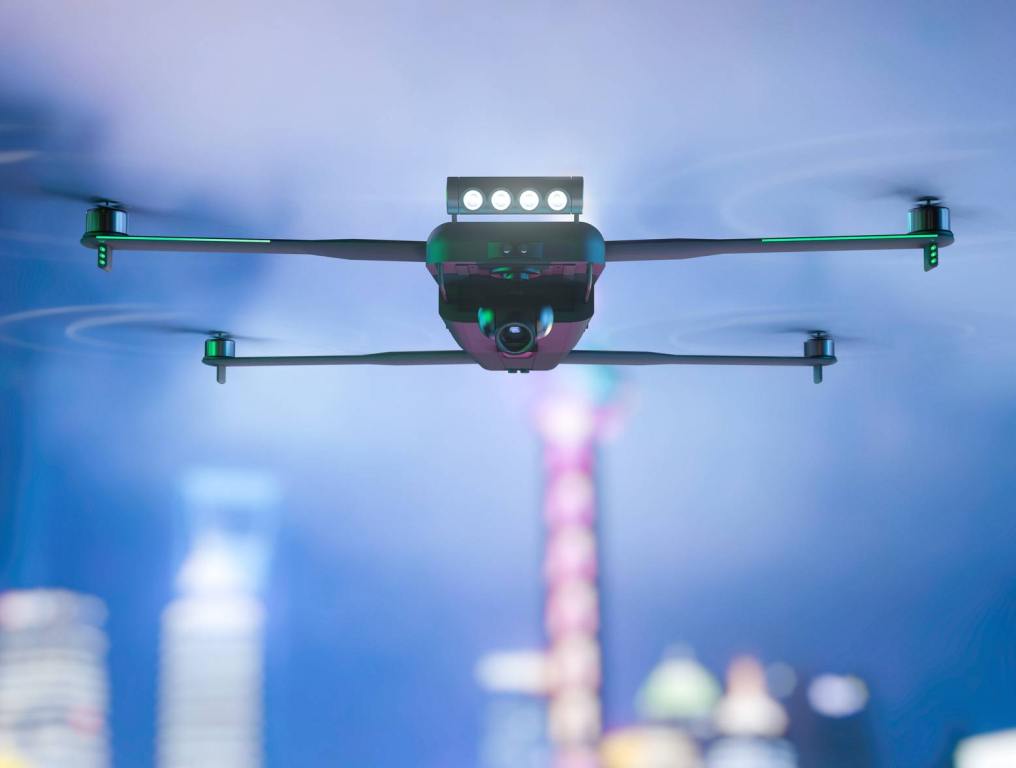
<box><xmin>177</xmin><ymin>535</ymin><xmax>249</xmax><ymax>596</ymax></box>
<box><xmin>475</xmin><ymin>651</ymin><xmax>551</xmax><ymax>696</ymax></box>
<box><xmin>544</xmin><ymin>528</ymin><xmax>597</xmax><ymax>583</ymax></box>
<box><xmin>807</xmin><ymin>674</ymin><xmax>869</xmax><ymax>718</ymax></box>
<box><xmin>0</xmin><ymin>590</ymin><xmax>111</xmax><ymax>768</ymax></box>
<box><xmin>636</xmin><ymin>648</ymin><xmax>722</xmax><ymax>723</ymax></box>
<box><xmin>537</xmin><ymin>396</ymin><xmax>598</xmax><ymax>448</ymax></box>
<box><xmin>713</xmin><ymin>656</ymin><xmax>789</xmax><ymax>738</ymax></box>
<box><xmin>956</xmin><ymin>729</ymin><xmax>1016</xmax><ymax>768</ymax></box>
<box><xmin>602</xmin><ymin>727</ymin><xmax>701</xmax><ymax>768</ymax></box>
<box><xmin>545</xmin><ymin>471</ymin><xmax>596</xmax><ymax>527</ymax></box>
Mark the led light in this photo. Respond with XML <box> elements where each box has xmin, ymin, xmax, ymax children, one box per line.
<box><xmin>519</xmin><ymin>189</ymin><xmax>540</xmax><ymax>211</ymax></box>
<box><xmin>547</xmin><ymin>189</ymin><xmax>569</xmax><ymax>211</ymax></box>
<box><xmin>447</xmin><ymin>177</ymin><xmax>582</xmax><ymax>215</ymax></box>
<box><xmin>491</xmin><ymin>189</ymin><xmax>512</xmax><ymax>211</ymax></box>
<box><xmin>462</xmin><ymin>189</ymin><xmax>484</xmax><ymax>211</ymax></box>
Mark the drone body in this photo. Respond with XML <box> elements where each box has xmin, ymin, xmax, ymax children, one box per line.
<box><xmin>428</xmin><ymin>219</ymin><xmax>604</xmax><ymax>371</ymax></box>
<box><xmin>78</xmin><ymin>176</ymin><xmax>954</xmax><ymax>383</ymax></box>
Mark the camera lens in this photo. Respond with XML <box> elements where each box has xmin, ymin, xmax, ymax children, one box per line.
<box><xmin>496</xmin><ymin>322</ymin><xmax>536</xmax><ymax>355</ymax></box>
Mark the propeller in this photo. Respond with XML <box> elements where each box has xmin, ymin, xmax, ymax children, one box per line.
<box><xmin>18</xmin><ymin>182</ymin><xmax>175</xmax><ymax>217</ymax></box>
<box><xmin>110</xmin><ymin>320</ymin><xmax>271</xmax><ymax>343</ymax></box>
<box><xmin>834</xmin><ymin>176</ymin><xmax>986</xmax><ymax>221</ymax></box>
<box><xmin>60</xmin><ymin>310</ymin><xmax>277</xmax><ymax>357</ymax></box>
<box><xmin>745</xmin><ymin>324</ymin><xmax>870</xmax><ymax>345</ymax></box>
<box><xmin>671</xmin><ymin>308</ymin><xmax>887</xmax><ymax>356</ymax></box>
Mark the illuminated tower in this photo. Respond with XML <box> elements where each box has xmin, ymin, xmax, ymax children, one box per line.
<box><xmin>536</xmin><ymin>371</ymin><xmax>621</xmax><ymax>768</ymax></box>
<box><xmin>0</xmin><ymin>589</ymin><xmax>111</xmax><ymax>768</ymax></box>
<box><xmin>156</xmin><ymin>470</ymin><xmax>278</xmax><ymax>768</ymax></box>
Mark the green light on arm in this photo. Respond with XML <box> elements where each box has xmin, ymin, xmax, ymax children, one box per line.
<box><xmin>94</xmin><ymin>236</ymin><xmax>271</xmax><ymax>243</ymax></box>
<box><xmin>762</xmin><ymin>234</ymin><xmax>937</xmax><ymax>243</ymax></box>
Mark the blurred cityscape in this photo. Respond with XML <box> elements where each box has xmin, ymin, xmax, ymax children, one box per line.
<box><xmin>0</xmin><ymin>373</ymin><xmax>1011</xmax><ymax>767</ymax></box>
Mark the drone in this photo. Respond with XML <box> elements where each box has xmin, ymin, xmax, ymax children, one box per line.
<box><xmin>78</xmin><ymin>176</ymin><xmax>953</xmax><ymax>384</ymax></box>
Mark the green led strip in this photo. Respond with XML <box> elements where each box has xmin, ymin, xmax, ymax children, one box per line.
<box><xmin>94</xmin><ymin>235</ymin><xmax>271</xmax><ymax>243</ymax></box>
<box><xmin>762</xmin><ymin>234</ymin><xmax>937</xmax><ymax>243</ymax></box>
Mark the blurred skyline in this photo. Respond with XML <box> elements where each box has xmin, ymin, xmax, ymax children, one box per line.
<box><xmin>2</xmin><ymin>2</ymin><xmax>1016</xmax><ymax>765</ymax></box>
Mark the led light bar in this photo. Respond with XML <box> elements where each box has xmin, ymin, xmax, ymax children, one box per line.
<box><xmin>447</xmin><ymin>176</ymin><xmax>583</xmax><ymax>216</ymax></box>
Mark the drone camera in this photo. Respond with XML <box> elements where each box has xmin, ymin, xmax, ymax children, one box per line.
<box><xmin>447</xmin><ymin>177</ymin><xmax>583</xmax><ymax>216</ymax></box>
<box><xmin>478</xmin><ymin>304</ymin><xmax>556</xmax><ymax>356</ymax></box>
<box><xmin>496</xmin><ymin>322</ymin><xmax>536</xmax><ymax>355</ymax></box>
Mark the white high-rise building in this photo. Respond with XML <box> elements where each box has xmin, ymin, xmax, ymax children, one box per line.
<box><xmin>157</xmin><ymin>469</ymin><xmax>279</xmax><ymax>768</ymax></box>
<box><xmin>157</xmin><ymin>534</ymin><xmax>265</xmax><ymax>768</ymax></box>
<box><xmin>0</xmin><ymin>589</ymin><xmax>111</xmax><ymax>768</ymax></box>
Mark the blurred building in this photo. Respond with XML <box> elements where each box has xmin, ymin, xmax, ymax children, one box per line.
<box><xmin>704</xmin><ymin>656</ymin><xmax>797</xmax><ymax>768</ymax></box>
<box><xmin>602</xmin><ymin>726</ymin><xmax>702</xmax><ymax>768</ymax></box>
<box><xmin>156</xmin><ymin>469</ymin><xmax>279</xmax><ymax>768</ymax></box>
<box><xmin>476</xmin><ymin>650</ymin><xmax>552</xmax><ymax>768</ymax></box>
<box><xmin>636</xmin><ymin>648</ymin><xmax>721</xmax><ymax>733</ymax></box>
<box><xmin>0</xmin><ymin>589</ymin><xmax>111</xmax><ymax>768</ymax></box>
<box><xmin>954</xmin><ymin>729</ymin><xmax>1016</xmax><ymax>768</ymax></box>
<box><xmin>786</xmin><ymin>673</ymin><xmax>877</xmax><ymax>768</ymax></box>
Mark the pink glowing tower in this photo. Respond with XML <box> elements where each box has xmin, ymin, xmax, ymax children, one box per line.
<box><xmin>536</xmin><ymin>370</ymin><xmax>623</xmax><ymax>768</ymax></box>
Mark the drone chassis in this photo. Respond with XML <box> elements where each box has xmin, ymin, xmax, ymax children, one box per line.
<box><xmin>78</xmin><ymin>176</ymin><xmax>953</xmax><ymax>384</ymax></box>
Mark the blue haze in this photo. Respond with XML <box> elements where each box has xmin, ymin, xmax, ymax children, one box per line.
<box><xmin>1</xmin><ymin>1</ymin><xmax>1016</xmax><ymax>765</ymax></box>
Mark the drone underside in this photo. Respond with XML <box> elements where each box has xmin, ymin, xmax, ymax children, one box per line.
<box><xmin>77</xmin><ymin>176</ymin><xmax>954</xmax><ymax>384</ymax></box>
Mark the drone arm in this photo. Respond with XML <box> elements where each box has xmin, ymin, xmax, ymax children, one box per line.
<box><xmin>204</xmin><ymin>350</ymin><xmax>472</xmax><ymax>368</ymax></box>
<box><xmin>82</xmin><ymin>234</ymin><xmax>427</xmax><ymax>267</ymax></box>
<box><xmin>562</xmin><ymin>350</ymin><xmax>836</xmax><ymax>367</ymax></box>
<box><xmin>604</xmin><ymin>232</ymin><xmax>951</xmax><ymax>262</ymax></box>
<box><xmin>564</xmin><ymin>349</ymin><xmax>836</xmax><ymax>383</ymax></box>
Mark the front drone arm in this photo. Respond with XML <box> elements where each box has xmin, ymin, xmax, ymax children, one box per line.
<box><xmin>81</xmin><ymin>231</ymin><xmax>425</xmax><ymax>271</ymax></box>
<box><xmin>605</xmin><ymin>231</ymin><xmax>950</xmax><ymax>271</ymax></box>
<box><xmin>202</xmin><ymin>347</ymin><xmax>473</xmax><ymax>383</ymax></box>
<box><xmin>202</xmin><ymin>341</ymin><xmax>836</xmax><ymax>384</ymax></box>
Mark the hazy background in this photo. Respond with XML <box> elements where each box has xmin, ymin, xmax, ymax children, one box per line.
<box><xmin>1</xmin><ymin>1</ymin><xmax>1015</xmax><ymax>765</ymax></box>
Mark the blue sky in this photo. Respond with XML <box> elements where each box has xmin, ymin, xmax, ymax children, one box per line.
<box><xmin>2</xmin><ymin>2</ymin><xmax>1016</xmax><ymax>765</ymax></box>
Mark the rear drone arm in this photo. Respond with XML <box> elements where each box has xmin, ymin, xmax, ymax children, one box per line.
<box><xmin>605</xmin><ymin>232</ymin><xmax>950</xmax><ymax>271</ymax></box>
<box><xmin>81</xmin><ymin>233</ymin><xmax>426</xmax><ymax>270</ymax></box>
<box><xmin>562</xmin><ymin>348</ymin><xmax>836</xmax><ymax>383</ymax></box>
